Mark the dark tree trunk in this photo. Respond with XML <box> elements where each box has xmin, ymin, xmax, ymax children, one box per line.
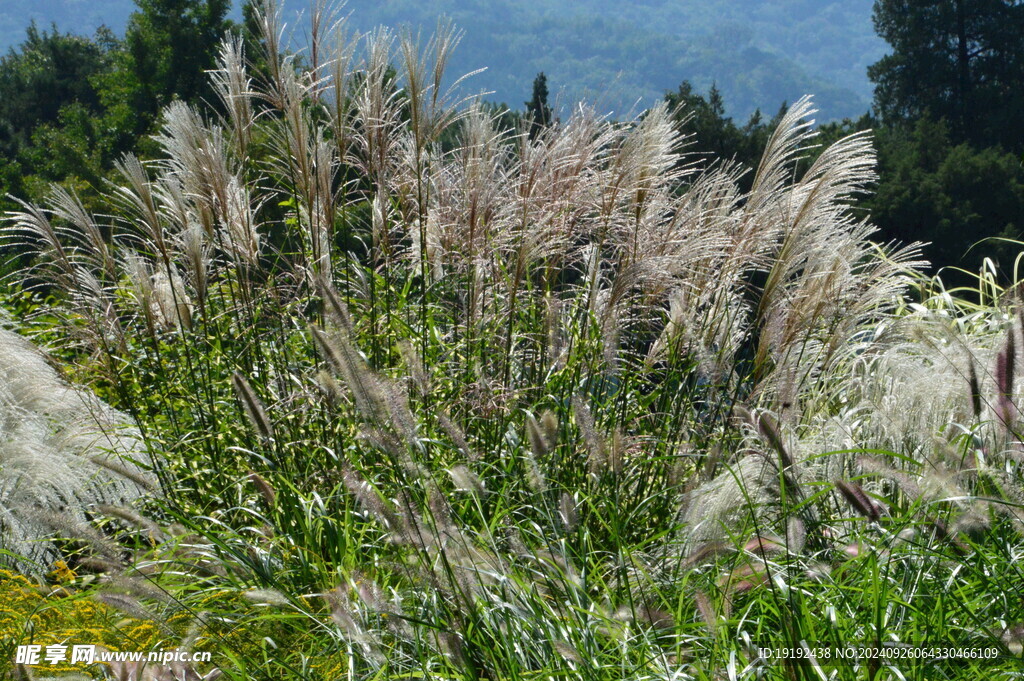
<box><xmin>954</xmin><ymin>0</ymin><xmax>972</xmax><ymax>138</ymax></box>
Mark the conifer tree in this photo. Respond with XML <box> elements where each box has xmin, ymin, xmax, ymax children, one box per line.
<box><xmin>869</xmin><ymin>0</ymin><xmax>1024</xmax><ymax>151</ymax></box>
<box><xmin>526</xmin><ymin>72</ymin><xmax>553</xmax><ymax>140</ymax></box>
<box><xmin>123</xmin><ymin>0</ymin><xmax>232</xmax><ymax>123</ymax></box>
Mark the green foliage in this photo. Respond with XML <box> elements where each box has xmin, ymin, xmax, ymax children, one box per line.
<box><xmin>525</xmin><ymin>72</ymin><xmax>553</xmax><ymax>139</ymax></box>
<box><xmin>123</xmin><ymin>0</ymin><xmax>233</xmax><ymax>123</ymax></box>
<box><xmin>0</xmin><ymin>24</ymin><xmax>123</xmax><ymax>218</ymax></box>
<box><xmin>869</xmin><ymin>0</ymin><xmax>1024</xmax><ymax>152</ymax></box>
<box><xmin>869</xmin><ymin>117</ymin><xmax>1024</xmax><ymax>275</ymax></box>
<box><xmin>0</xmin><ymin>23</ymin><xmax>110</xmax><ymax>158</ymax></box>
<box><xmin>0</xmin><ymin>0</ymin><xmax>236</xmax><ymax>221</ymax></box>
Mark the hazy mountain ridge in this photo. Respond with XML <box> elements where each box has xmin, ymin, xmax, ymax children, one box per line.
<box><xmin>0</xmin><ymin>0</ymin><xmax>884</xmax><ymax>120</ymax></box>
<box><xmin>0</xmin><ymin>1</ymin><xmax>135</xmax><ymax>50</ymax></box>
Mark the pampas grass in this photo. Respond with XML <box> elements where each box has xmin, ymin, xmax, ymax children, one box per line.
<box><xmin>0</xmin><ymin>327</ymin><xmax>155</xmax><ymax>570</ymax></box>
<box><xmin>4</xmin><ymin>1</ymin><xmax>1024</xmax><ymax>678</ymax></box>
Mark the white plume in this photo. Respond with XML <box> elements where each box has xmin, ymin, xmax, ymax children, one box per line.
<box><xmin>0</xmin><ymin>326</ymin><xmax>156</xmax><ymax>571</ymax></box>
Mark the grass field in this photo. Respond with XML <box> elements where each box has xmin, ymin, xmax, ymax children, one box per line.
<box><xmin>1</xmin><ymin>4</ymin><xmax>1024</xmax><ymax>679</ymax></box>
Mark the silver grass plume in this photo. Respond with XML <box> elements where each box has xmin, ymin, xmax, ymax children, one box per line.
<box><xmin>342</xmin><ymin>466</ymin><xmax>404</xmax><ymax>537</ymax></box>
<box><xmin>45</xmin><ymin>186</ymin><xmax>115</xmax><ymax>281</ymax></box>
<box><xmin>436</xmin><ymin>410</ymin><xmax>474</xmax><ymax>461</ymax></box>
<box><xmin>112</xmin><ymin>155</ymin><xmax>168</xmax><ymax>260</ymax></box>
<box><xmin>995</xmin><ymin>325</ymin><xmax>1017</xmax><ymax>429</ymax></box>
<box><xmin>525</xmin><ymin>413</ymin><xmax>550</xmax><ymax>459</ymax></box>
<box><xmin>967</xmin><ymin>356</ymin><xmax>983</xmax><ymax>419</ymax></box>
<box><xmin>448</xmin><ymin>465</ymin><xmax>485</xmax><ymax>498</ymax></box>
<box><xmin>310</xmin><ymin>323</ymin><xmax>418</xmax><ymax>446</ymax></box>
<box><xmin>96</xmin><ymin>504</ymin><xmax>165</xmax><ymax>543</ymax></box>
<box><xmin>151</xmin><ymin>266</ymin><xmax>193</xmax><ymax>332</ymax></box>
<box><xmin>694</xmin><ymin>591</ymin><xmax>718</xmax><ymax>636</ymax></box>
<box><xmin>573</xmin><ymin>395</ymin><xmax>608</xmax><ymax>476</ymax></box>
<box><xmin>210</xmin><ymin>36</ymin><xmax>254</xmax><ymax>159</ymax></box>
<box><xmin>559</xmin><ymin>492</ymin><xmax>578</xmax><ymax>532</ymax></box>
<box><xmin>0</xmin><ymin>328</ymin><xmax>156</xmax><ymax>571</ymax></box>
<box><xmin>3</xmin><ymin>200</ymin><xmax>128</xmax><ymax>356</ymax></box>
<box><xmin>178</xmin><ymin>222</ymin><xmax>210</xmax><ymax>306</ymax></box>
<box><xmin>94</xmin><ymin>593</ymin><xmax>173</xmax><ymax>635</ymax></box>
<box><xmin>786</xmin><ymin>517</ymin><xmax>806</xmax><ymax>554</ymax></box>
<box><xmin>248</xmin><ymin>0</ymin><xmax>287</xmax><ymax>107</ymax></box>
<box><xmin>123</xmin><ymin>252</ymin><xmax>158</xmax><ymax>336</ymax></box>
<box><xmin>241</xmin><ymin>588</ymin><xmax>290</xmax><ymax>606</ymax></box>
<box><xmin>397</xmin><ymin>339</ymin><xmax>429</xmax><ymax>395</ymax></box>
<box><xmin>247</xmin><ymin>471</ymin><xmax>277</xmax><ymax>506</ymax></box>
<box><xmin>326</xmin><ymin>16</ymin><xmax>358</xmax><ymax>152</ymax></box>
<box><xmin>756</xmin><ymin>411</ymin><xmax>792</xmax><ymax>469</ymax></box>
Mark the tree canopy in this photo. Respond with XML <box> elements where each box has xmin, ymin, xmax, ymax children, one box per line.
<box><xmin>0</xmin><ymin>0</ymin><xmax>235</xmax><ymax>218</ymax></box>
<box><xmin>122</xmin><ymin>0</ymin><xmax>233</xmax><ymax>125</ymax></box>
<box><xmin>869</xmin><ymin>0</ymin><xmax>1024</xmax><ymax>151</ymax></box>
<box><xmin>0</xmin><ymin>23</ymin><xmax>110</xmax><ymax>158</ymax></box>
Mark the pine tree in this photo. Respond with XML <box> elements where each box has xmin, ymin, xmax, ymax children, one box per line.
<box><xmin>122</xmin><ymin>0</ymin><xmax>233</xmax><ymax>123</ymax></box>
<box><xmin>525</xmin><ymin>72</ymin><xmax>553</xmax><ymax>140</ymax></box>
<box><xmin>869</xmin><ymin>0</ymin><xmax>1024</xmax><ymax>151</ymax></box>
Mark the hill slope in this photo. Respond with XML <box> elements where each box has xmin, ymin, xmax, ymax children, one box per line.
<box><xmin>0</xmin><ymin>0</ymin><xmax>884</xmax><ymax>120</ymax></box>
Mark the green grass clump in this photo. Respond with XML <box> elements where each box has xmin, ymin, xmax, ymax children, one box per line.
<box><xmin>1</xmin><ymin>2</ymin><xmax>1024</xmax><ymax>679</ymax></box>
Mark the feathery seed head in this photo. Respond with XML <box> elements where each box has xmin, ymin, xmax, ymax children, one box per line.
<box><xmin>448</xmin><ymin>465</ymin><xmax>485</xmax><ymax>497</ymax></box>
<box><xmin>525</xmin><ymin>413</ymin><xmax>549</xmax><ymax>458</ymax></box>
<box><xmin>247</xmin><ymin>471</ymin><xmax>277</xmax><ymax>506</ymax></box>
<box><xmin>835</xmin><ymin>480</ymin><xmax>880</xmax><ymax>521</ymax></box>
<box><xmin>232</xmin><ymin>372</ymin><xmax>275</xmax><ymax>440</ymax></box>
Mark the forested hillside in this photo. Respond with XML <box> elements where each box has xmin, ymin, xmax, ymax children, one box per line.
<box><xmin>1</xmin><ymin>0</ymin><xmax>1021</xmax><ymax>276</ymax></box>
<box><xmin>0</xmin><ymin>0</ymin><xmax>881</xmax><ymax>119</ymax></box>
<box><xmin>330</xmin><ymin>0</ymin><xmax>880</xmax><ymax>119</ymax></box>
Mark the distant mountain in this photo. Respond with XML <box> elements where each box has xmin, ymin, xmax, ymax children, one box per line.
<box><xmin>332</xmin><ymin>0</ymin><xmax>883</xmax><ymax>120</ymax></box>
<box><xmin>0</xmin><ymin>0</ymin><xmax>885</xmax><ymax>121</ymax></box>
<box><xmin>0</xmin><ymin>1</ymin><xmax>135</xmax><ymax>49</ymax></box>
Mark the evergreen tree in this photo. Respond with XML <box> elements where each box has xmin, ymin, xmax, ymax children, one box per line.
<box><xmin>869</xmin><ymin>0</ymin><xmax>1024</xmax><ymax>151</ymax></box>
<box><xmin>525</xmin><ymin>72</ymin><xmax>553</xmax><ymax>139</ymax></box>
<box><xmin>868</xmin><ymin>117</ymin><xmax>1024</xmax><ymax>274</ymax></box>
<box><xmin>121</xmin><ymin>0</ymin><xmax>232</xmax><ymax>127</ymax></box>
<box><xmin>0</xmin><ymin>23</ymin><xmax>109</xmax><ymax>159</ymax></box>
<box><xmin>664</xmin><ymin>81</ymin><xmax>786</xmax><ymax>188</ymax></box>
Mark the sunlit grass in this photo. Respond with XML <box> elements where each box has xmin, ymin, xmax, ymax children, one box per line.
<box><xmin>1</xmin><ymin>2</ymin><xmax>1024</xmax><ymax>680</ymax></box>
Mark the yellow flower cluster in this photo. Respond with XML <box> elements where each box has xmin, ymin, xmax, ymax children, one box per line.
<box><xmin>1</xmin><ymin>570</ymin><xmax>347</xmax><ymax>680</ymax></box>
<box><xmin>0</xmin><ymin>569</ymin><xmax>164</xmax><ymax>677</ymax></box>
